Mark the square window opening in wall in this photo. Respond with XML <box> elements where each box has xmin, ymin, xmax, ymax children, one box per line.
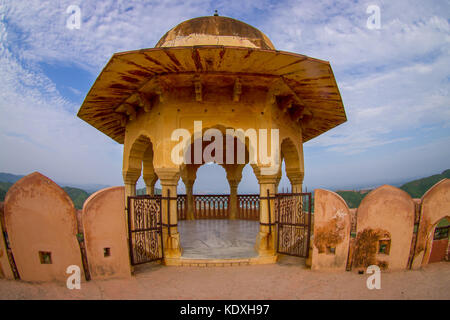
<box><xmin>104</xmin><ymin>247</ymin><xmax>111</xmax><ymax>257</ymax></box>
<box><xmin>39</xmin><ymin>251</ymin><xmax>52</xmax><ymax>264</ymax></box>
<box><xmin>378</xmin><ymin>239</ymin><xmax>391</xmax><ymax>255</ymax></box>
<box><xmin>326</xmin><ymin>246</ymin><xmax>336</xmax><ymax>255</ymax></box>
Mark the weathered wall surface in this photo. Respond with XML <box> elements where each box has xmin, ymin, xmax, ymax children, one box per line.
<box><xmin>353</xmin><ymin>185</ymin><xmax>415</xmax><ymax>270</ymax></box>
<box><xmin>412</xmin><ymin>179</ymin><xmax>450</xmax><ymax>268</ymax></box>
<box><xmin>0</xmin><ymin>202</ymin><xmax>14</xmax><ymax>279</ymax></box>
<box><xmin>311</xmin><ymin>189</ymin><xmax>351</xmax><ymax>271</ymax></box>
<box><xmin>83</xmin><ymin>186</ymin><xmax>131</xmax><ymax>279</ymax></box>
<box><xmin>4</xmin><ymin>172</ymin><xmax>83</xmax><ymax>282</ymax></box>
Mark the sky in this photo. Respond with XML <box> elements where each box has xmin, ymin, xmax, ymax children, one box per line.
<box><xmin>0</xmin><ymin>0</ymin><xmax>449</xmax><ymax>194</ymax></box>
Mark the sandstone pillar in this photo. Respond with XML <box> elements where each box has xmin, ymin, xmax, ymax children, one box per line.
<box><xmin>155</xmin><ymin>168</ymin><xmax>182</xmax><ymax>259</ymax></box>
<box><xmin>254</xmin><ymin>171</ymin><xmax>278</xmax><ymax>257</ymax></box>
<box><xmin>143</xmin><ymin>173</ymin><xmax>158</xmax><ymax>195</ymax></box>
<box><xmin>122</xmin><ymin>168</ymin><xmax>140</xmax><ymax>210</ymax></box>
<box><xmin>286</xmin><ymin>169</ymin><xmax>304</xmax><ymax>193</ymax></box>
<box><xmin>180</xmin><ymin>165</ymin><xmax>198</xmax><ymax>220</ymax></box>
<box><xmin>225</xmin><ymin>164</ymin><xmax>243</xmax><ymax>220</ymax></box>
<box><xmin>184</xmin><ymin>181</ymin><xmax>195</xmax><ymax>220</ymax></box>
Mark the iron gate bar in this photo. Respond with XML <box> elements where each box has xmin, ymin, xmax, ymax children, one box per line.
<box><xmin>307</xmin><ymin>192</ymin><xmax>312</xmax><ymax>259</ymax></box>
<box><xmin>267</xmin><ymin>189</ymin><xmax>272</xmax><ymax>236</ymax></box>
<box><xmin>168</xmin><ymin>189</ymin><xmax>171</xmax><ymax>236</ymax></box>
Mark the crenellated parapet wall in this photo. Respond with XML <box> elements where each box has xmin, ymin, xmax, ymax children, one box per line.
<box><xmin>311</xmin><ymin>189</ymin><xmax>351</xmax><ymax>271</ymax></box>
<box><xmin>1</xmin><ymin>172</ymin><xmax>448</xmax><ymax>281</ymax></box>
<box><xmin>3</xmin><ymin>172</ymin><xmax>84</xmax><ymax>282</ymax></box>
<box><xmin>311</xmin><ymin>179</ymin><xmax>450</xmax><ymax>271</ymax></box>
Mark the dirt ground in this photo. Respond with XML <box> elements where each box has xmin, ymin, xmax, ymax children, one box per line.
<box><xmin>0</xmin><ymin>257</ymin><xmax>449</xmax><ymax>300</ymax></box>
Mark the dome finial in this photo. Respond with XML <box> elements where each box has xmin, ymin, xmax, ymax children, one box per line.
<box><xmin>214</xmin><ymin>10</ymin><xmax>219</xmax><ymax>16</ymax></box>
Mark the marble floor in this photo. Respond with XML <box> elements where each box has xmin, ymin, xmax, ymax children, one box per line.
<box><xmin>178</xmin><ymin>219</ymin><xmax>259</xmax><ymax>259</ymax></box>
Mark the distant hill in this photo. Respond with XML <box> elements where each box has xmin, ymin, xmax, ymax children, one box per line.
<box><xmin>1</xmin><ymin>169</ymin><xmax>448</xmax><ymax>210</ymax></box>
<box><xmin>137</xmin><ymin>187</ymin><xmax>162</xmax><ymax>195</ymax></box>
<box><xmin>399</xmin><ymin>169</ymin><xmax>450</xmax><ymax>198</ymax></box>
<box><xmin>0</xmin><ymin>172</ymin><xmax>93</xmax><ymax>209</ymax></box>
<box><xmin>336</xmin><ymin>190</ymin><xmax>370</xmax><ymax>209</ymax></box>
<box><xmin>62</xmin><ymin>187</ymin><xmax>91</xmax><ymax>210</ymax></box>
<box><xmin>0</xmin><ymin>173</ymin><xmax>23</xmax><ymax>184</ymax></box>
<box><xmin>336</xmin><ymin>169</ymin><xmax>450</xmax><ymax>208</ymax></box>
<box><xmin>0</xmin><ymin>181</ymin><xmax>13</xmax><ymax>202</ymax></box>
<box><xmin>0</xmin><ymin>172</ymin><xmax>161</xmax><ymax>209</ymax></box>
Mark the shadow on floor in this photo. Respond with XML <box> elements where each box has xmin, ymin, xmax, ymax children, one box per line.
<box><xmin>132</xmin><ymin>261</ymin><xmax>164</xmax><ymax>275</ymax></box>
<box><xmin>277</xmin><ymin>255</ymin><xmax>308</xmax><ymax>268</ymax></box>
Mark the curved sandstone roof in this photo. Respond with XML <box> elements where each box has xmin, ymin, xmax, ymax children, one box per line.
<box><xmin>77</xmin><ymin>16</ymin><xmax>347</xmax><ymax>144</ymax></box>
<box><xmin>156</xmin><ymin>16</ymin><xmax>275</xmax><ymax>50</ymax></box>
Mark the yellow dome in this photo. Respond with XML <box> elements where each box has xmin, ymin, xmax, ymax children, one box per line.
<box><xmin>155</xmin><ymin>16</ymin><xmax>275</xmax><ymax>50</ymax></box>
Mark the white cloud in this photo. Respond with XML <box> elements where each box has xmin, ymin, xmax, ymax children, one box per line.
<box><xmin>0</xmin><ymin>0</ymin><xmax>448</xmax><ymax>190</ymax></box>
<box><xmin>257</xmin><ymin>0</ymin><xmax>450</xmax><ymax>155</ymax></box>
<box><xmin>3</xmin><ymin>0</ymin><xmax>212</xmax><ymax>72</ymax></box>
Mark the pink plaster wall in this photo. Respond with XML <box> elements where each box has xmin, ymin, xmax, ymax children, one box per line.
<box><xmin>0</xmin><ymin>202</ymin><xmax>14</xmax><ymax>279</ymax></box>
<box><xmin>354</xmin><ymin>185</ymin><xmax>415</xmax><ymax>270</ymax></box>
<box><xmin>311</xmin><ymin>189</ymin><xmax>351</xmax><ymax>271</ymax></box>
<box><xmin>4</xmin><ymin>172</ymin><xmax>83</xmax><ymax>282</ymax></box>
<box><xmin>82</xmin><ymin>186</ymin><xmax>131</xmax><ymax>279</ymax></box>
<box><xmin>413</xmin><ymin>179</ymin><xmax>450</xmax><ymax>268</ymax></box>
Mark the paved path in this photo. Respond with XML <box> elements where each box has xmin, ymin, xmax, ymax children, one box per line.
<box><xmin>0</xmin><ymin>258</ymin><xmax>448</xmax><ymax>300</ymax></box>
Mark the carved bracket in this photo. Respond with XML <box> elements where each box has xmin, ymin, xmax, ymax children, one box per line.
<box><xmin>233</xmin><ymin>78</ymin><xmax>242</xmax><ymax>102</ymax></box>
<box><xmin>194</xmin><ymin>75</ymin><xmax>202</xmax><ymax>102</ymax></box>
<box><xmin>138</xmin><ymin>92</ymin><xmax>152</xmax><ymax>113</ymax></box>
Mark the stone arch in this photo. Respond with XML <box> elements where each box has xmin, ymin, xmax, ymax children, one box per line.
<box><xmin>142</xmin><ymin>142</ymin><xmax>158</xmax><ymax>195</ymax></box>
<box><xmin>193</xmin><ymin>163</ymin><xmax>228</xmax><ymax>193</ymax></box>
<box><xmin>311</xmin><ymin>189</ymin><xmax>351</xmax><ymax>271</ymax></box>
<box><xmin>280</xmin><ymin>138</ymin><xmax>301</xmax><ymax>170</ymax></box>
<box><xmin>353</xmin><ymin>185</ymin><xmax>415</xmax><ymax>270</ymax></box>
<box><xmin>413</xmin><ymin>179</ymin><xmax>450</xmax><ymax>267</ymax></box>
<box><xmin>182</xmin><ymin>123</ymin><xmax>261</xmax><ymax>185</ymax></box>
<box><xmin>4</xmin><ymin>172</ymin><xmax>83</xmax><ymax>282</ymax></box>
<box><xmin>181</xmin><ymin>124</ymin><xmax>258</xmax><ymax>166</ymax></box>
<box><xmin>280</xmin><ymin>137</ymin><xmax>303</xmax><ymax>192</ymax></box>
<box><xmin>123</xmin><ymin>133</ymin><xmax>157</xmax><ymax>198</ymax></box>
<box><xmin>82</xmin><ymin>186</ymin><xmax>131</xmax><ymax>279</ymax></box>
<box><xmin>123</xmin><ymin>134</ymin><xmax>153</xmax><ymax>178</ymax></box>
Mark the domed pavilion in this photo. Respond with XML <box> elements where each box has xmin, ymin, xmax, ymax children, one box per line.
<box><xmin>77</xmin><ymin>15</ymin><xmax>346</xmax><ymax>266</ymax></box>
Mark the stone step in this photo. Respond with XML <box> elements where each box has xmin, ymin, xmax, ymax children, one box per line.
<box><xmin>164</xmin><ymin>255</ymin><xmax>278</xmax><ymax>266</ymax></box>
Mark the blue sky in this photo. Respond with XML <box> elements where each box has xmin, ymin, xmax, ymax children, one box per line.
<box><xmin>0</xmin><ymin>0</ymin><xmax>449</xmax><ymax>193</ymax></box>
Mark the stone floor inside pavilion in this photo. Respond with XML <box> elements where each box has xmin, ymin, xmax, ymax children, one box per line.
<box><xmin>178</xmin><ymin>219</ymin><xmax>259</xmax><ymax>259</ymax></box>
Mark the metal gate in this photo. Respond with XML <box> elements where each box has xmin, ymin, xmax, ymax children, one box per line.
<box><xmin>275</xmin><ymin>193</ymin><xmax>312</xmax><ymax>258</ymax></box>
<box><xmin>127</xmin><ymin>195</ymin><xmax>164</xmax><ymax>265</ymax></box>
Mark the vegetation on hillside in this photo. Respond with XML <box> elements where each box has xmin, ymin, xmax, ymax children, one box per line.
<box><xmin>1</xmin><ymin>169</ymin><xmax>448</xmax><ymax>210</ymax></box>
<box><xmin>336</xmin><ymin>190</ymin><xmax>370</xmax><ymax>209</ymax></box>
<box><xmin>137</xmin><ymin>187</ymin><xmax>162</xmax><ymax>195</ymax></box>
<box><xmin>399</xmin><ymin>169</ymin><xmax>450</xmax><ymax>198</ymax></box>
<box><xmin>62</xmin><ymin>187</ymin><xmax>91</xmax><ymax>210</ymax></box>
<box><xmin>0</xmin><ymin>182</ymin><xmax>13</xmax><ymax>202</ymax></box>
<box><xmin>0</xmin><ymin>173</ymin><xmax>23</xmax><ymax>184</ymax></box>
<box><xmin>336</xmin><ymin>169</ymin><xmax>449</xmax><ymax>208</ymax></box>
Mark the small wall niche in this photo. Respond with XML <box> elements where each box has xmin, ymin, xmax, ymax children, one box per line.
<box><xmin>104</xmin><ymin>247</ymin><xmax>111</xmax><ymax>257</ymax></box>
<box><xmin>326</xmin><ymin>246</ymin><xmax>336</xmax><ymax>255</ymax></box>
<box><xmin>39</xmin><ymin>251</ymin><xmax>52</xmax><ymax>264</ymax></box>
<box><xmin>378</xmin><ymin>239</ymin><xmax>391</xmax><ymax>255</ymax></box>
